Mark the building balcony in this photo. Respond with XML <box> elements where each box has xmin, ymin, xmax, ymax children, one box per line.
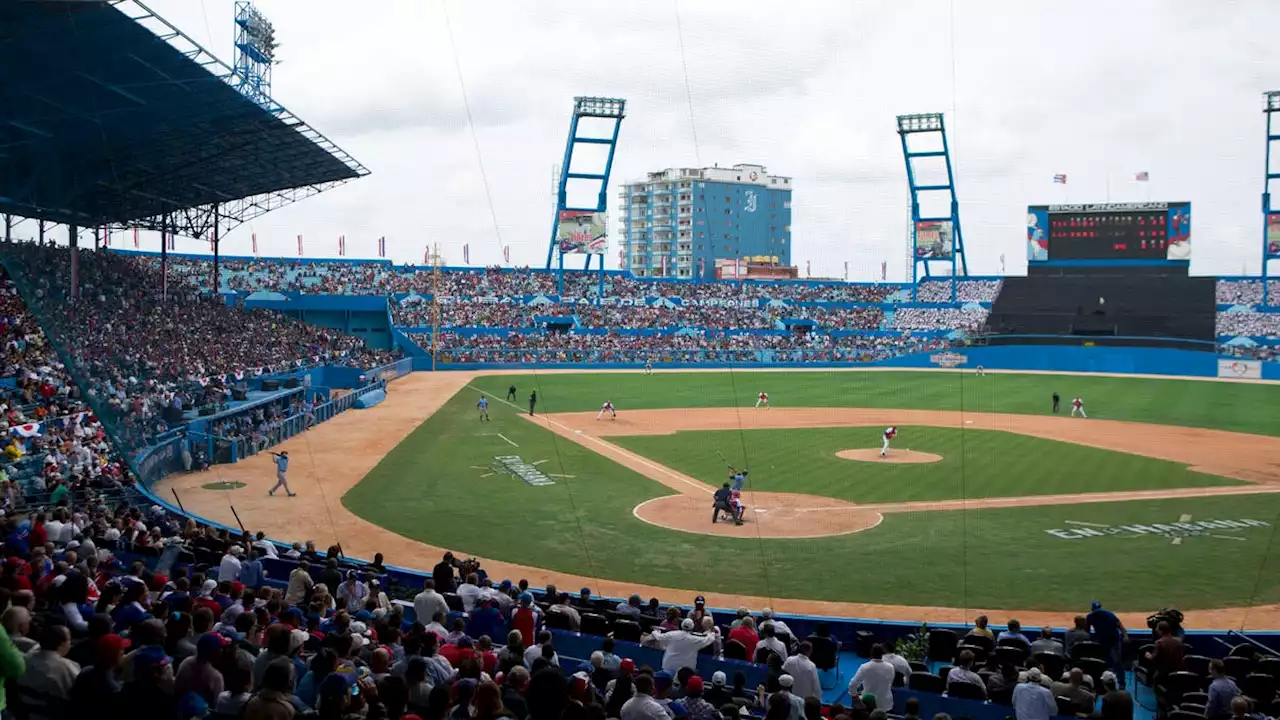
<box><xmin>651</xmin><ymin>218</ymin><xmax>672</xmax><ymax>227</ymax></box>
<box><xmin>677</xmin><ymin>244</ymin><xmax>692</xmax><ymax>253</ymax></box>
<box><xmin>678</xmin><ymin>195</ymin><xmax>692</xmax><ymax>204</ymax></box>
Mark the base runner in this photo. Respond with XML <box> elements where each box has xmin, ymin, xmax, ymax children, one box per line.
<box><xmin>881</xmin><ymin>426</ymin><xmax>897</xmax><ymax>457</ymax></box>
<box><xmin>596</xmin><ymin>401</ymin><xmax>617</xmax><ymax>421</ymax></box>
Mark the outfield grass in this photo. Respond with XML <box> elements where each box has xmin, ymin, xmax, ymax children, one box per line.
<box><xmin>342</xmin><ymin>377</ymin><xmax>1280</xmax><ymax>611</ymax></box>
<box><xmin>609</xmin><ymin>427</ymin><xmax>1242</xmax><ymax>503</ymax></box>
<box><xmin>470</xmin><ymin>371</ymin><xmax>1280</xmax><ymax>436</ymax></box>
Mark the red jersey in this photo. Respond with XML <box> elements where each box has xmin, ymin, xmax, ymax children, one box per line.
<box><xmin>884</xmin><ymin>427</ymin><xmax>897</xmax><ymax>439</ymax></box>
<box><xmin>758</xmin><ymin>393</ymin><xmax>768</xmax><ymax>400</ymax></box>
<box><xmin>1072</xmin><ymin>397</ymin><xmax>1083</xmax><ymax>408</ymax></box>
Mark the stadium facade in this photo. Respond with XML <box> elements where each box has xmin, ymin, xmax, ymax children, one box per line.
<box><xmin>619</xmin><ymin>163</ymin><xmax>792</xmax><ymax>279</ymax></box>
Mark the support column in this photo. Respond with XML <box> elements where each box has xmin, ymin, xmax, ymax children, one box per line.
<box><xmin>3</xmin><ymin>214</ymin><xmax>11</xmax><ymax>243</ymax></box>
<box><xmin>212</xmin><ymin>205</ymin><xmax>221</xmax><ymax>294</ymax></box>
<box><xmin>69</xmin><ymin>224</ymin><xmax>80</xmax><ymax>300</ymax></box>
<box><xmin>38</xmin><ymin>220</ymin><xmax>46</xmax><ymax>244</ymax></box>
<box><xmin>94</xmin><ymin>226</ymin><xmax>101</xmax><ymax>251</ymax></box>
<box><xmin>161</xmin><ymin>214</ymin><xmax>169</xmax><ymax>302</ymax></box>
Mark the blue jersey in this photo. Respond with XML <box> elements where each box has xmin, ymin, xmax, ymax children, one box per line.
<box><xmin>478</xmin><ymin>398</ymin><xmax>488</xmax><ymax>409</ymax></box>
<box><xmin>275</xmin><ymin>455</ymin><xmax>289</xmax><ymax>473</ymax></box>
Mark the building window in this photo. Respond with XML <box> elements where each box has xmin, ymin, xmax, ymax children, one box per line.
<box><xmin>724</xmin><ymin>209</ymin><xmax>730</xmax><ymax>215</ymax></box>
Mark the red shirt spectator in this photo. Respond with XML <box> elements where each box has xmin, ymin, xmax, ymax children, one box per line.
<box><xmin>729</xmin><ymin>619</ymin><xmax>759</xmax><ymax>661</ymax></box>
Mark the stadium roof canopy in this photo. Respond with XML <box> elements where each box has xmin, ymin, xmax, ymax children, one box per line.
<box><xmin>0</xmin><ymin>0</ymin><xmax>368</xmax><ymax>237</ymax></box>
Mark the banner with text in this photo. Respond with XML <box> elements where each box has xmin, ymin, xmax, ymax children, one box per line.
<box><xmin>557</xmin><ymin>211</ymin><xmax>608</xmax><ymax>255</ymax></box>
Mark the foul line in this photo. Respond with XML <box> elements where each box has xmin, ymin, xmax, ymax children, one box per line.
<box><xmin>496</xmin><ymin>433</ymin><xmax>518</xmax><ymax>447</ymax></box>
<box><xmin>465</xmin><ymin>385</ymin><xmax>713</xmax><ymax>496</ymax></box>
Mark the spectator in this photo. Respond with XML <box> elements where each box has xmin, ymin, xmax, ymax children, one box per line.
<box><xmin>1063</xmin><ymin>616</ymin><xmax>1090</xmax><ymax>658</ymax></box>
<box><xmin>644</xmin><ymin>619</ymin><xmax>716</xmax><ymax>674</ymax></box>
<box><xmin>1050</xmin><ymin>668</ymin><xmax>1095</xmax><ymax>715</ymax></box>
<box><xmin>775</xmin><ymin>675</ymin><xmax>805</xmax><ymax>720</ymax></box>
<box><xmin>620</xmin><ymin>673</ymin><xmax>668</xmax><ymax>720</ymax></box>
<box><xmin>175</xmin><ymin>632</ymin><xmax>228</xmax><ymax>704</ymax></box>
<box><xmin>946</xmin><ymin>650</ymin><xmax>985</xmax><ymax>697</ymax></box>
<box><xmin>16</xmin><ymin>622</ymin><xmax>78</xmax><ymax>720</ymax></box>
<box><xmin>1029</xmin><ymin>627</ymin><xmax>1064</xmax><ymax>657</ymax></box>
<box><xmin>966</xmin><ymin>615</ymin><xmax>994</xmax><ymax>642</ymax></box>
<box><xmin>1206</xmin><ymin>659</ymin><xmax>1241</xmax><ymax>718</ymax></box>
<box><xmin>240</xmin><ymin>550</ymin><xmax>266</xmax><ymax>590</ymax></box>
<box><xmin>1144</xmin><ymin>620</ymin><xmax>1185</xmax><ymax>684</ymax></box>
<box><xmin>997</xmin><ymin>619</ymin><xmax>1030</xmax><ymax>651</ymax></box>
<box><xmin>1086</xmin><ymin>601</ymin><xmax>1127</xmax><ymax>689</ymax></box>
<box><xmin>781</xmin><ymin>642</ymin><xmax>822</xmax><ymax>702</ymax></box>
<box><xmin>243</xmin><ymin>657</ymin><xmax>298</xmax><ymax>720</ymax></box>
<box><xmin>848</xmin><ymin>645</ymin><xmax>894</xmax><ymax>713</ymax></box>
<box><xmin>1011</xmin><ymin>668</ymin><xmax>1056</xmax><ymax>720</ymax></box>
<box><xmin>219</xmin><ymin>546</ymin><xmax>244</xmax><ymax>584</ymax></box>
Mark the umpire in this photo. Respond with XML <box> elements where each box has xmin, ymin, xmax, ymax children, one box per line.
<box><xmin>529</xmin><ymin>390</ymin><xmax>538</xmax><ymax>416</ymax></box>
<box><xmin>712</xmin><ymin>483</ymin><xmax>732</xmax><ymax>523</ymax></box>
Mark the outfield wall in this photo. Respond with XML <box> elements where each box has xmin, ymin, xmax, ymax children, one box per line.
<box><xmin>425</xmin><ymin>346</ymin><xmax>1280</xmax><ymax>380</ymax></box>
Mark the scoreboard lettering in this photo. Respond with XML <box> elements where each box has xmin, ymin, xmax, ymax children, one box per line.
<box><xmin>1027</xmin><ymin>201</ymin><xmax>1191</xmax><ymax>262</ymax></box>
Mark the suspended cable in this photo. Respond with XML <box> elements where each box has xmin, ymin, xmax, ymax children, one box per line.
<box><xmin>673</xmin><ymin>0</ymin><xmax>702</xmax><ymax>166</ymax></box>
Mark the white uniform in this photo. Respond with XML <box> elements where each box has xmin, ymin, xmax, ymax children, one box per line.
<box><xmin>644</xmin><ymin>360</ymin><xmax>653</xmax><ymax>375</ymax></box>
<box><xmin>755</xmin><ymin>392</ymin><xmax>769</xmax><ymax>409</ymax></box>
<box><xmin>596</xmin><ymin>401</ymin><xmax>616</xmax><ymax>420</ymax></box>
<box><xmin>975</xmin><ymin>365</ymin><xmax>985</xmax><ymax>376</ymax></box>
<box><xmin>881</xmin><ymin>426</ymin><xmax>897</xmax><ymax>457</ymax></box>
<box><xmin>1071</xmin><ymin>397</ymin><xmax>1086</xmax><ymax>418</ymax></box>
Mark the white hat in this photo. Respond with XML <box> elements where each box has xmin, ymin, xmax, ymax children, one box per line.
<box><xmin>229</xmin><ymin>545</ymin><xmax>244</xmax><ymax>556</ymax></box>
<box><xmin>761</xmin><ymin>608</ymin><xmax>774</xmax><ymax>618</ymax></box>
<box><xmin>778</xmin><ymin>674</ymin><xmax>794</xmax><ymax>688</ymax></box>
<box><xmin>681</xmin><ymin>618</ymin><xmax>694</xmax><ymax>631</ymax></box>
<box><xmin>712</xmin><ymin>671</ymin><xmax>727</xmax><ymax>686</ymax></box>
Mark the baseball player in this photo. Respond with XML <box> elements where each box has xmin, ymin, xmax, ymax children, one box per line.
<box><xmin>728</xmin><ymin>490</ymin><xmax>745</xmax><ymax>526</ymax></box>
<box><xmin>596</xmin><ymin>401</ymin><xmax>617</xmax><ymax>421</ymax></box>
<box><xmin>1071</xmin><ymin>396</ymin><xmax>1087</xmax><ymax>418</ymax></box>
<box><xmin>644</xmin><ymin>358</ymin><xmax>653</xmax><ymax>376</ymax></box>
<box><xmin>728</xmin><ymin>466</ymin><xmax>749</xmax><ymax>492</ymax></box>
<box><xmin>755</xmin><ymin>391</ymin><xmax>769</xmax><ymax>409</ymax></box>
<box><xmin>881</xmin><ymin>426</ymin><xmax>897</xmax><ymax>457</ymax></box>
<box><xmin>268</xmin><ymin>451</ymin><xmax>295</xmax><ymax>497</ymax></box>
<box><xmin>975</xmin><ymin>365</ymin><xmax>985</xmax><ymax>377</ymax></box>
<box><xmin>477</xmin><ymin>395</ymin><xmax>490</xmax><ymax>422</ymax></box>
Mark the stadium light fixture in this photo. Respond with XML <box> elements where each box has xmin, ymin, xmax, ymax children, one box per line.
<box><xmin>896</xmin><ymin>113</ymin><xmax>944</xmax><ymax>134</ymax></box>
<box><xmin>574</xmin><ymin>97</ymin><xmax>626</xmax><ymax>118</ymax></box>
<box><xmin>1265</xmin><ymin>91</ymin><xmax>1280</xmax><ymax>113</ymax></box>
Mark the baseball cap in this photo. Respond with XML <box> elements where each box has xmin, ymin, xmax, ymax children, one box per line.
<box><xmin>580</xmin><ymin>587</ymin><xmax>591</xmax><ymax>595</ymax></box>
<box><xmin>1024</xmin><ymin>668</ymin><xmax>1043</xmax><ymax>683</ymax></box>
<box><xmin>197</xmin><ymin>632</ymin><xmax>231</xmax><ymax>655</ymax></box>
<box><xmin>500</xmin><ymin>580</ymin><xmax>513</xmax><ymax>590</ymax></box>
<box><xmin>320</xmin><ymin>672</ymin><xmax>355</xmax><ymax>697</ymax></box>
<box><xmin>694</xmin><ymin>595</ymin><xmax>705</xmax><ymax>605</ymax></box>
<box><xmin>685</xmin><ymin>676</ymin><xmax>704</xmax><ymax>693</ymax></box>
<box><xmin>94</xmin><ymin>633</ymin><xmax>130</xmax><ymax>658</ymax></box>
<box><xmin>778</xmin><ymin>674</ymin><xmax>794</xmax><ymax>688</ymax></box>
<box><xmin>180</xmin><ymin>691</ymin><xmax>211</xmax><ymax>719</ymax></box>
<box><xmin>355</xmin><ymin>610</ymin><xmax>374</xmax><ymax>622</ymax></box>
<box><xmin>519</xmin><ymin>592</ymin><xmax>534</xmax><ymax>606</ymax></box>
<box><xmin>620</xmin><ymin>659</ymin><xmax>636</xmax><ymax>673</ymax></box>
<box><xmin>134</xmin><ymin>645</ymin><xmax>173</xmax><ymax>671</ymax></box>
<box><xmin>681</xmin><ymin>618</ymin><xmax>694</xmax><ymax>631</ymax></box>
<box><xmin>1091</xmin><ymin>600</ymin><xmax>1102</xmax><ymax>610</ymax></box>
<box><xmin>711</xmin><ymin>671</ymin><xmax>727</xmax><ymax>686</ymax></box>
<box><xmin>654</xmin><ymin>670</ymin><xmax>674</xmax><ymax>689</ymax></box>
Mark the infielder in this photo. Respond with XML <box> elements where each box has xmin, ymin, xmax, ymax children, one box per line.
<box><xmin>268</xmin><ymin>451</ymin><xmax>295</xmax><ymax>497</ymax></box>
<box><xmin>881</xmin><ymin>426</ymin><xmax>897</xmax><ymax>457</ymax></box>
<box><xmin>596</xmin><ymin>401</ymin><xmax>617</xmax><ymax>421</ymax></box>
<box><xmin>975</xmin><ymin>365</ymin><xmax>985</xmax><ymax>377</ymax></box>
<box><xmin>644</xmin><ymin>359</ymin><xmax>653</xmax><ymax>376</ymax></box>
<box><xmin>477</xmin><ymin>395</ymin><xmax>490</xmax><ymax>422</ymax></box>
<box><xmin>1071</xmin><ymin>396</ymin><xmax>1087</xmax><ymax>418</ymax></box>
<box><xmin>755</xmin><ymin>391</ymin><xmax>769</xmax><ymax>409</ymax></box>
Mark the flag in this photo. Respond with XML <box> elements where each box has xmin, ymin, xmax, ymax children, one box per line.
<box><xmin>338</xmin><ymin>235</ymin><xmax>345</xmax><ymax>256</ymax></box>
<box><xmin>209</xmin><ymin>233</ymin><xmax>215</xmax><ymax>252</ymax></box>
<box><xmin>806</xmin><ymin>260</ymin><xmax>811</xmax><ymax>277</ymax></box>
<box><xmin>463</xmin><ymin>244</ymin><xmax>470</xmax><ymax>265</ymax></box>
<box><xmin>503</xmin><ymin>245</ymin><xmax>510</xmax><ymax>264</ymax></box>
<box><xmin>1053</xmin><ymin>174</ymin><xmax>1068</xmax><ymax>184</ymax></box>
<box><xmin>1135</xmin><ymin>171</ymin><xmax>1149</xmax><ymax>182</ymax></box>
<box><xmin>252</xmin><ymin>233</ymin><xmax>258</xmax><ymax>255</ymax></box>
<box><xmin>734</xmin><ymin>257</ymin><xmax>741</xmax><ymax>277</ymax></box>
<box><xmin>297</xmin><ymin>234</ymin><xmax>303</xmax><ymax>256</ymax></box>
<box><xmin>10</xmin><ymin>423</ymin><xmax>41</xmax><ymax>438</ymax></box>
<box><xmin>881</xmin><ymin>261</ymin><xmax>887</xmax><ymax>282</ymax></box>
<box><xmin>102</xmin><ymin>226</ymin><xmax>109</xmax><ymax>247</ymax></box>
<box><xmin>133</xmin><ymin>228</ymin><xmax>139</xmax><ymax>248</ymax></box>
<box><xmin>424</xmin><ymin>248</ymin><xmax>430</xmax><ymax>265</ymax></box>
<box><xmin>378</xmin><ymin>236</ymin><xmax>386</xmax><ymax>258</ymax></box>
<box><xmin>699</xmin><ymin>257</ymin><xmax>705</xmax><ymax>276</ymax></box>
<box><xmin>660</xmin><ymin>255</ymin><xmax>667</xmax><ymax>276</ymax></box>
<box><xmin>167</xmin><ymin>232</ymin><xmax>175</xmax><ymax>250</ymax></box>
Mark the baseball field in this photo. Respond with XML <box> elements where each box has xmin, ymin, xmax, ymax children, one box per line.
<box><xmin>157</xmin><ymin>369</ymin><xmax>1280</xmax><ymax>629</ymax></box>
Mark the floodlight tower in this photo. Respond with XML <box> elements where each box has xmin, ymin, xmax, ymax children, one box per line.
<box><xmin>1262</xmin><ymin>92</ymin><xmax>1280</xmax><ymax>306</ymax></box>
<box><xmin>545</xmin><ymin>97</ymin><xmax>626</xmax><ymax>299</ymax></box>
<box><xmin>897</xmin><ymin>113</ymin><xmax>968</xmax><ymax>302</ymax></box>
<box><xmin>233</xmin><ymin>2</ymin><xmax>277</xmax><ymax>106</ymax></box>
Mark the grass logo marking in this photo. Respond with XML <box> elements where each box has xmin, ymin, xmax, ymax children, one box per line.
<box><xmin>1047</xmin><ymin>516</ymin><xmax>1267</xmax><ymax>543</ymax></box>
<box><xmin>491</xmin><ymin>455</ymin><xmax>555</xmax><ymax>487</ymax></box>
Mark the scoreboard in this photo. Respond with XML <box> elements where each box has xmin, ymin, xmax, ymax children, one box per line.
<box><xmin>1027</xmin><ymin>202</ymin><xmax>1191</xmax><ymax>262</ymax></box>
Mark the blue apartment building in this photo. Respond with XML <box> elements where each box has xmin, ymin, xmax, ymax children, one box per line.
<box><xmin>618</xmin><ymin>164</ymin><xmax>792</xmax><ymax>279</ymax></box>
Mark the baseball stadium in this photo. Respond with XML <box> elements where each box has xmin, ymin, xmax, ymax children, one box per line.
<box><xmin>3</xmin><ymin>2</ymin><xmax>1280</xmax><ymax>720</ymax></box>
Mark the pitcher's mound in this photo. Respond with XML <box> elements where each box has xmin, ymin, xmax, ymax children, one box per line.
<box><xmin>633</xmin><ymin>492</ymin><xmax>883</xmax><ymax>538</ymax></box>
<box><xmin>837</xmin><ymin>449</ymin><xmax>943</xmax><ymax>464</ymax></box>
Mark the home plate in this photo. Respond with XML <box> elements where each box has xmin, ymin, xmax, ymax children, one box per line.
<box><xmin>575</xmin><ymin>430</ymin><xmax>583</xmax><ymax>434</ymax></box>
<box><xmin>966</xmin><ymin>420</ymin><xmax>974</xmax><ymax>424</ymax></box>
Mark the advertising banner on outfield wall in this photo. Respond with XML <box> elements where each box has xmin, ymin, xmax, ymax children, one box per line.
<box><xmin>1217</xmin><ymin>358</ymin><xmax>1262</xmax><ymax>379</ymax></box>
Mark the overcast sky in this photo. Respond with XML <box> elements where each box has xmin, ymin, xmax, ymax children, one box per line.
<box><xmin>27</xmin><ymin>0</ymin><xmax>1280</xmax><ymax>280</ymax></box>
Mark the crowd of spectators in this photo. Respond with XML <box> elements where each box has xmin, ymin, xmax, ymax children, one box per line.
<box><xmin>422</xmin><ymin>331</ymin><xmax>954</xmax><ymax>365</ymax></box>
<box><xmin>1</xmin><ymin>243</ymin><xmax>398</xmax><ymax>452</ymax></box>
<box><xmin>1217</xmin><ymin>312</ymin><xmax>1280</xmax><ymax>338</ymax></box>
<box><xmin>887</xmin><ymin>308</ymin><xmax>989</xmax><ymax>333</ymax></box>
<box><xmin>915</xmin><ymin>280</ymin><xmax>1002</xmax><ymax>304</ymax></box>
<box><xmin>394</xmin><ymin>303</ymin><xmax>780</xmax><ymax>331</ymax></box>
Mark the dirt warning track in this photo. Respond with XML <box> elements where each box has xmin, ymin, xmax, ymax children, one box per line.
<box><xmin>156</xmin><ymin>372</ymin><xmax>1280</xmax><ymax>629</ymax></box>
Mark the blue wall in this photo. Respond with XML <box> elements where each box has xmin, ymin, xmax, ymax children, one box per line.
<box><xmin>696</xmin><ymin>178</ymin><xmax>792</xmax><ymax>273</ymax></box>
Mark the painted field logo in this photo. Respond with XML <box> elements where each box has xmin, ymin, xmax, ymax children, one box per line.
<box><xmin>929</xmin><ymin>352</ymin><xmax>968</xmax><ymax>368</ymax></box>
<box><xmin>1045</xmin><ymin>517</ymin><xmax>1269</xmax><ymax>543</ymax></box>
<box><xmin>492</xmin><ymin>455</ymin><xmax>555</xmax><ymax>487</ymax></box>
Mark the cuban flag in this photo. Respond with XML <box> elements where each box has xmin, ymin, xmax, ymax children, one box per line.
<box><xmin>234</xmin><ymin>370</ymin><xmax>245</xmax><ymax>381</ymax></box>
<box><xmin>11</xmin><ymin>423</ymin><xmax>41</xmax><ymax>438</ymax></box>
<box><xmin>1053</xmin><ymin>173</ymin><xmax>1068</xmax><ymax>184</ymax></box>
<box><xmin>1135</xmin><ymin>171</ymin><xmax>1149</xmax><ymax>182</ymax></box>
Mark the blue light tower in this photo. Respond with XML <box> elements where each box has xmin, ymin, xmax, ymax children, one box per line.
<box><xmin>233</xmin><ymin>2</ymin><xmax>277</xmax><ymax>106</ymax></box>
<box><xmin>897</xmin><ymin>113</ymin><xmax>968</xmax><ymax>302</ymax></box>
<box><xmin>1262</xmin><ymin>91</ymin><xmax>1280</xmax><ymax>307</ymax></box>
<box><xmin>545</xmin><ymin>97</ymin><xmax>626</xmax><ymax>298</ymax></box>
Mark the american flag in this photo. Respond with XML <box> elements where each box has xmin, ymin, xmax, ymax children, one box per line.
<box><xmin>1053</xmin><ymin>174</ymin><xmax>1068</xmax><ymax>184</ymax></box>
<box><xmin>1135</xmin><ymin>171</ymin><xmax>1149</xmax><ymax>182</ymax></box>
<box><xmin>463</xmin><ymin>244</ymin><xmax>470</xmax><ymax>265</ymax></box>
